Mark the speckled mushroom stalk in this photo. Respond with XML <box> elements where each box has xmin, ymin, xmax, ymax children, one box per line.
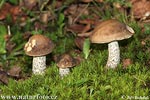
<box><xmin>56</xmin><ymin>54</ymin><xmax>79</xmax><ymax>79</ymax></box>
<box><xmin>78</xmin><ymin>19</ymin><xmax>134</xmax><ymax>69</ymax></box>
<box><xmin>106</xmin><ymin>41</ymin><xmax>120</xmax><ymax>69</ymax></box>
<box><xmin>32</xmin><ymin>56</ymin><xmax>46</xmax><ymax>74</ymax></box>
<box><xmin>59</xmin><ymin>68</ymin><xmax>70</xmax><ymax>78</ymax></box>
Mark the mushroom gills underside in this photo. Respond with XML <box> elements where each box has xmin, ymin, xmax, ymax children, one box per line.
<box><xmin>106</xmin><ymin>41</ymin><xmax>120</xmax><ymax>68</ymax></box>
<box><xmin>32</xmin><ymin>56</ymin><xmax>46</xmax><ymax>74</ymax></box>
<box><xmin>59</xmin><ymin>68</ymin><xmax>70</xmax><ymax>78</ymax></box>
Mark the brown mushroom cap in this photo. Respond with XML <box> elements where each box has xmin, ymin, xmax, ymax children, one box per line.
<box><xmin>24</xmin><ymin>34</ymin><xmax>54</xmax><ymax>56</ymax></box>
<box><xmin>56</xmin><ymin>54</ymin><xmax>77</xmax><ymax>69</ymax></box>
<box><xmin>90</xmin><ymin>19</ymin><xmax>134</xmax><ymax>43</ymax></box>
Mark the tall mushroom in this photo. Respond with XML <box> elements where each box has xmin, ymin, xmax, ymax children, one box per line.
<box><xmin>79</xmin><ymin>19</ymin><xmax>134</xmax><ymax>68</ymax></box>
<box><xmin>24</xmin><ymin>34</ymin><xmax>54</xmax><ymax>74</ymax></box>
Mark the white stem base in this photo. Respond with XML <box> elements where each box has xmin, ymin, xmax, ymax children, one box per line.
<box><xmin>33</xmin><ymin>56</ymin><xmax>46</xmax><ymax>74</ymax></box>
<box><xmin>106</xmin><ymin>41</ymin><xmax>120</xmax><ymax>69</ymax></box>
<box><xmin>59</xmin><ymin>68</ymin><xmax>70</xmax><ymax>78</ymax></box>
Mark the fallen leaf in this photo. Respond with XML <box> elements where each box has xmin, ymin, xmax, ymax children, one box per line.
<box><xmin>10</xmin><ymin>6</ymin><xmax>21</xmax><ymax>16</ymax></box>
<box><xmin>148</xmin><ymin>60</ymin><xmax>150</xmax><ymax>65</ymax></box>
<box><xmin>81</xmin><ymin>0</ymin><xmax>103</xmax><ymax>3</ymax></box>
<box><xmin>78</xmin><ymin>19</ymin><xmax>96</xmax><ymax>25</ymax></box>
<box><xmin>34</xmin><ymin>22</ymin><xmax>47</xmax><ymax>31</ymax></box>
<box><xmin>81</xmin><ymin>0</ymin><xmax>93</xmax><ymax>3</ymax></box>
<box><xmin>0</xmin><ymin>3</ymin><xmax>12</xmax><ymax>20</ymax></box>
<box><xmin>64</xmin><ymin>4</ymin><xmax>78</xmax><ymax>15</ymax></box>
<box><xmin>66</xmin><ymin>24</ymin><xmax>87</xmax><ymax>33</ymax></box>
<box><xmin>128</xmin><ymin>0</ymin><xmax>140</xmax><ymax>4</ymax></box>
<box><xmin>7</xmin><ymin>66</ymin><xmax>21</xmax><ymax>78</ymax></box>
<box><xmin>64</xmin><ymin>4</ymin><xmax>89</xmax><ymax>23</ymax></box>
<box><xmin>40</xmin><ymin>12</ymin><xmax>51</xmax><ymax>24</ymax></box>
<box><xmin>113</xmin><ymin>2</ymin><xmax>121</xmax><ymax>9</ymax></box>
<box><xmin>74</xmin><ymin>37</ymin><xmax>85</xmax><ymax>50</ymax></box>
<box><xmin>122</xmin><ymin>58</ymin><xmax>133</xmax><ymax>68</ymax></box>
<box><xmin>74</xmin><ymin>56</ymin><xmax>83</xmax><ymax>65</ymax></box>
<box><xmin>0</xmin><ymin>3</ymin><xmax>22</xmax><ymax>22</ymax></box>
<box><xmin>81</xmin><ymin>24</ymin><xmax>91</xmax><ymax>33</ymax></box>
<box><xmin>131</xmin><ymin>0</ymin><xmax>150</xmax><ymax>19</ymax></box>
<box><xmin>54</xmin><ymin>0</ymin><xmax>63</xmax><ymax>9</ymax></box>
<box><xmin>4</xmin><ymin>34</ymin><xmax>11</xmax><ymax>42</ymax></box>
<box><xmin>0</xmin><ymin>66</ymin><xmax>3</xmax><ymax>71</ymax></box>
<box><xmin>0</xmin><ymin>70</ymin><xmax>8</xmax><ymax>85</ymax></box>
<box><xmin>6</xmin><ymin>41</ymin><xmax>16</xmax><ymax>53</ymax></box>
<box><xmin>69</xmin><ymin>49</ymin><xmax>82</xmax><ymax>56</ymax></box>
<box><xmin>10</xmin><ymin>6</ymin><xmax>22</xmax><ymax>22</ymax></box>
<box><xmin>23</xmin><ymin>32</ymin><xmax>32</xmax><ymax>40</ymax></box>
<box><xmin>23</xmin><ymin>0</ymin><xmax>37</xmax><ymax>10</ymax></box>
<box><xmin>141</xmin><ymin>41</ymin><xmax>146</xmax><ymax>46</ymax></box>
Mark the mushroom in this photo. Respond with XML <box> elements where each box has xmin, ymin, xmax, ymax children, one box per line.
<box><xmin>24</xmin><ymin>34</ymin><xmax>54</xmax><ymax>74</ymax></box>
<box><xmin>78</xmin><ymin>19</ymin><xmax>134</xmax><ymax>68</ymax></box>
<box><xmin>55</xmin><ymin>54</ymin><xmax>79</xmax><ymax>78</ymax></box>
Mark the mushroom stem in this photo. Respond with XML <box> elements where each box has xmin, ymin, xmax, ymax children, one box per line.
<box><xmin>106</xmin><ymin>41</ymin><xmax>120</xmax><ymax>69</ymax></box>
<box><xmin>59</xmin><ymin>68</ymin><xmax>70</xmax><ymax>78</ymax></box>
<box><xmin>32</xmin><ymin>56</ymin><xmax>46</xmax><ymax>74</ymax></box>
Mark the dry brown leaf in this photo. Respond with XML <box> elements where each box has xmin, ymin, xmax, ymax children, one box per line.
<box><xmin>113</xmin><ymin>2</ymin><xmax>121</xmax><ymax>9</ymax></box>
<box><xmin>4</xmin><ymin>34</ymin><xmax>11</xmax><ymax>42</ymax></box>
<box><xmin>0</xmin><ymin>70</ymin><xmax>8</xmax><ymax>85</ymax></box>
<box><xmin>34</xmin><ymin>22</ymin><xmax>47</xmax><ymax>31</ymax></box>
<box><xmin>78</xmin><ymin>19</ymin><xmax>96</xmax><ymax>25</ymax></box>
<box><xmin>131</xmin><ymin>0</ymin><xmax>150</xmax><ymax>19</ymax></box>
<box><xmin>74</xmin><ymin>37</ymin><xmax>85</xmax><ymax>50</ymax></box>
<box><xmin>0</xmin><ymin>3</ymin><xmax>22</xmax><ymax>22</ymax></box>
<box><xmin>64</xmin><ymin>4</ymin><xmax>89</xmax><ymax>24</ymax></box>
<box><xmin>81</xmin><ymin>24</ymin><xmax>91</xmax><ymax>33</ymax></box>
<box><xmin>7</xmin><ymin>66</ymin><xmax>21</xmax><ymax>78</ymax></box>
<box><xmin>122</xmin><ymin>58</ymin><xmax>133</xmax><ymax>68</ymax></box>
<box><xmin>128</xmin><ymin>0</ymin><xmax>146</xmax><ymax>4</ymax></box>
<box><xmin>23</xmin><ymin>32</ymin><xmax>32</xmax><ymax>40</ymax></box>
<box><xmin>6</xmin><ymin>41</ymin><xmax>16</xmax><ymax>53</ymax></box>
<box><xmin>55</xmin><ymin>1</ymin><xmax>63</xmax><ymax>9</ymax></box>
<box><xmin>23</xmin><ymin>0</ymin><xmax>37</xmax><ymax>10</ymax></box>
<box><xmin>81</xmin><ymin>0</ymin><xmax>93</xmax><ymax>3</ymax></box>
<box><xmin>141</xmin><ymin>41</ymin><xmax>146</xmax><ymax>46</ymax></box>
<box><xmin>66</xmin><ymin>24</ymin><xmax>87</xmax><ymax>33</ymax></box>
<box><xmin>0</xmin><ymin>3</ymin><xmax>12</xmax><ymax>20</ymax></box>
<box><xmin>40</xmin><ymin>12</ymin><xmax>51</xmax><ymax>24</ymax></box>
<box><xmin>81</xmin><ymin>0</ymin><xmax>103</xmax><ymax>3</ymax></box>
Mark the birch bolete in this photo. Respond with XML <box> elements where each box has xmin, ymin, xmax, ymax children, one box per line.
<box><xmin>78</xmin><ymin>19</ymin><xmax>134</xmax><ymax>68</ymax></box>
<box><xmin>24</xmin><ymin>34</ymin><xmax>54</xmax><ymax>74</ymax></box>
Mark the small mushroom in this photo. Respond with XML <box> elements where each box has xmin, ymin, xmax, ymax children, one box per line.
<box><xmin>78</xmin><ymin>19</ymin><xmax>134</xmax><ymax>69</ymax></box>
<box><xmin>24</xmin><ymin>34</ymin><xmax>54</xmax><ymax>74</ymax></box>
<box><xmin>55</xmin><ymin>54</ymin><xmax>79</xmax><ymax>78</ymax></box>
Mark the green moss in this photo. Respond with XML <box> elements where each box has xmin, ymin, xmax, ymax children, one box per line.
<box><xmin>0</xmin><ymin>0</ymin><xmax>150</xmax><ymax>100</ymax></box>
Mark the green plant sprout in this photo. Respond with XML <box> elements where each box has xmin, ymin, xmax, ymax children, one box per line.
<box><xmin>83</xmin><ymin>38</ymin><xmax>90</xmax><ymax>59</ymax></box>
<box><xmin>0</xmin><ymin>24</ymin><xmax>7</xmax><ymax>54</ymax></box>
<box><xmin>57</xmin><ymin>13</ymin><xmax>65</xmax><ymax>37</ymax></box>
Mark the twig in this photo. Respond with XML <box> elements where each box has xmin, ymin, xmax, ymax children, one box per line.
<box><xmin>133</xmin><ymin>75</ymin><xmax>147</xmax><ymax>86</ymax></box>
<box><xmin>20</xmin><ymin>17</ymin><xmax>39</xmax><ymax>26</ymax></box>
<box><xmin>7</xmin><ymin>25</ymin><xmax>11</xmax><ymax>36</ymax></box>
